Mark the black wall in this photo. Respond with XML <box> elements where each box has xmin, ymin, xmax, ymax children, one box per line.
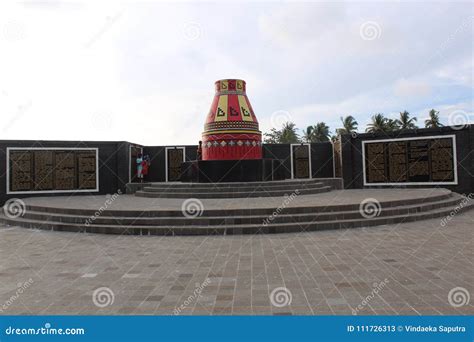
<box><xmin>143</xmin><ymin>145</ymin><xmax>197</xmax><ymax>182</ymax></box>
<box><xmin>340</xmin><ymin>125</ymin><xmax>474</xmax><ymax>195</ymax></box>
<box><xmin>263</xmin><ymin>144</ymin><xmax>292</xmax><ymax>179</ymax></box>
<box><xmin>0</xmin><ymin>140</ymin><xmax>133</xmax><ymax>205</ymax></box>
<box><xmin>311</xmin><ymin>142</ymin><xmax>334</xmax><ymax>178</ymax></box>
<box><xmin>0</xmin><ymin>140</ymin><xmax>335</xmax><ymax>205</ymax></box>
<box><xmin>144</xmin><ymin>143</ymin><xmax>334</xmax><ymax>182</ymax></box>
<box><xmin>263</xmin><ymin>143</ymin><xmax>335</xmax><ymax>179</ymax></box>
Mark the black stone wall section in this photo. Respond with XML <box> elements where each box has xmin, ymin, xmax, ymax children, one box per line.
<box><xmin>0</xmin><ymin>140</ymin><xmax>134</xmax><ymax>206</ymax></box>
<box><xmin>180</xmin><ymin>159</ymin><xmax>285</xmax><ymax>183</ymax></box>
<box><xmin>262</xmin><ymin>143</ymin><xmax>335</xmax><ymax>179</ymax></box>
<box><xmin>340</xmin><ymin>125</ymin><xmax>473</xmax><ymax>195</ymax></box>
<box><xmin>1</xmin><ymin>141</ymin><xmax>335</xmax><ymax>204</ymax></box>
<box><xmin>263</xmin><ymin>144</ymin><xmax>292</xmax><ymax>179</ymax></box>
<box><xmin>145</xmin><ymin>143</ymin><xmax>335</xmax><ymax>183</ymax></box>
<box><xmin>311</xmin><ymin>142</ymin><xmax>334</xmax><ymax>178</ymax></box>
<box><xmin>142</xmin><ymin>145</ymin><xmax>197</xmax><ymax>182</ymax></box>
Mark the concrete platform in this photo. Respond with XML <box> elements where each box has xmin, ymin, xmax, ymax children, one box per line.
<box><xmin>7</xmin><ymin>188</ymin><xmax>455</xmax><ymax>211</ymax></box>
<box><xmin>1</xmin><ymin>189</ymin><xmax>472</xmax><ymax>235</ymax></box>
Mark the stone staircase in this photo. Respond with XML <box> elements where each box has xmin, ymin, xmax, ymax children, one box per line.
<box><xmin>1</xmin><ymin>189</ymin><xmax>471</xmax><ymax>236</ymax></box>
<box><xmin>132</xmin><ymin>178</ymin><xmax>341</xmax><ymax>199</ymax></box>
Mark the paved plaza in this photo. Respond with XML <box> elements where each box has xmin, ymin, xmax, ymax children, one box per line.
<box><xmin>0</xmin><ymin>209</ymin><xmax>472</xmax><ymax>315</ymax></box>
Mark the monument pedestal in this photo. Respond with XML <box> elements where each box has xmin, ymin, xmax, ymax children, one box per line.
<box><xmin>180</xmin><ymin>159</ymin><xmax>285</xmax><ymax>183</ymax></box>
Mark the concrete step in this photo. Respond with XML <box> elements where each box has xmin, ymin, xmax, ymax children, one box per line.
<box><xmin>125</xmin><ymin>178</ymin><xmax>343</xmax><ymax>194</ymax></box>
<box><xmin>135</xmin><ymin>186</ymin><xmax>332</xmax><ymax>198</ymax></box>
<box><xmin>16</xmin><ymin>194</ymin><xmax>465</xmax><ymax>227</ymax></box>
<box><xmin>1</xmin><ymin>198</ymin><xmax>472</xmax><ymax>235</ymax></box>
<box><xmin>22</xmin><ymin>192</ymin><xmax>454</xmax><ymax>218</ymax></box>
<box><xmin>142</xmin><ymin>182</ymin><xmax>326</xmax><ymax>193</ymax></box>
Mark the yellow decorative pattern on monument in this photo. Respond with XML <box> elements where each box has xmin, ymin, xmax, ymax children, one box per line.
<box><xmin>205</xmin><ymin>121</ymin><xmax>259</xmax><ymax>131</ymax></box>
<box><xmin>238</xmin><ymin>95</ymin><xmax>253</xmax><ymax>122</ymax></box>
<box><xmin>220</xmin><ymin>80</ymin><xmax>228</xmax><ymax>91</ymax></box>
<box><xmin>214</xmin><ymin>95</ymin><xmax>228</xmax><ymax>121</ymax></box>
<box><xmin>236</xmin><ymin>80</ymin><xmax>244</xmax><ymax>91</ymax></box>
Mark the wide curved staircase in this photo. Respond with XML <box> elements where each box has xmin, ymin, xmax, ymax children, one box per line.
<box><xmin>0</xmin><ymin>187</ymin><xmax>471</xmax><ymax>236</ymax></box>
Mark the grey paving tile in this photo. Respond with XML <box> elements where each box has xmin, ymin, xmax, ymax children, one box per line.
<box><xmin>0</xmin><ymin>209</ymin><xmax>472</xmax><ymax>315</ymax></box>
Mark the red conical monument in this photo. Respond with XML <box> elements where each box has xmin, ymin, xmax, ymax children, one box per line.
<box><xmin>202</xmin><ymin>79</ymin><xmax>262</xmax><ymax>160</ymax></box>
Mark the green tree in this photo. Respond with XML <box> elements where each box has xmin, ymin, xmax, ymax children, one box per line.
<box><xmin>386</xmin><ymin>118</ymin><xmax>399</xmax><ymax>132</ymax></box>
<box><xmin>303</xmin><ymin>126</ymin><xmax>314</xmax><ymax>143</ymax></box>
<box><xmin>280</xmin><ymin>122</ymin><xmax>301</xmax><ymax>143</ymax></box>
<box><xmin>366</xmin><ymin>113</ymin><xmax>387</xmax><ymax>133</ymax></box>
<box><xmin>395</xmin><ymin>111</ymin><xmax>417</xmax><ymax>129</ymax></box>
<box><xmin>311</xmin><ymin>122</ymin><xmax>331</xmax><ymax>142</ymax></box>
<box><xmin>425</xmin><ymin>109</ymin><xmax>443</xmax><ymax>128</ymax></box>
<box><xmin>337</xmin><ymin>115</ymin><xmax>358</xmax><ymax>135</ymax></box>
<box><xmin>264</xmin><ymin>122</ymin><xmax>300</xmax><ymax>144</ymax></box>
<box><xmin>263</xmin><ymin>128</ymin><xmax>281</xmax><ymax>143</ymax></box>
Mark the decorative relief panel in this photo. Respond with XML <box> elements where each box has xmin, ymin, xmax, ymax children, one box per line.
<box><xmin>167</xmin><ymin>148</ymin><xmax>184</xmax><ymax>181</ymax></box>
<box><xmin>292</xmin><ymin>145</ymin><xmax>310</xmax><ymax>179</ymax></box>
<box><xmin>364</xmin><ymin>137</ymin><xmax>455</xmax><ymax>184</ymax></box>
<box><xmin>8</xmin><ymin>148</ymin><xmax>98</xmax><ymax>193</ymax></box>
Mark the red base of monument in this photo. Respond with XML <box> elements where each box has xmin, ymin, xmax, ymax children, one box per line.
<box><xmin>202</xmin><ymin>133</ymin><xmax>262</xmax><ymax>160</ymax></box>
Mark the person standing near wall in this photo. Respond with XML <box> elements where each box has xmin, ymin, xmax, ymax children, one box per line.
<box><xmin>142</xmin><ymin>155</ymin><xmax>150</xmax><ymax>182</ymax></box>
<box><xmin>136</xmin><ymin>153</ymin><xmax>144</xmax><ymax>183</ymax></box>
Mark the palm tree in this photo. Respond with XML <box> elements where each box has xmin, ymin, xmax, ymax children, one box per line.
<box><xmin>280</xmin><ymin>122</ymin><xmax>300</xmax><ymax>143</ymax></box>
<box><xmin>395</xmin><ymin>111</ymin><xmax>417</xmax><ymax>129</ymax></box>
<box><xmin>264</xmin><ymin>122</ymin><xmax>300</xmax><ymax>144</ymax></box>
<box><xmin>338</xmin><ymin>115</ymin><xmax>358</xmax><ymax>135</ymax></box>
<box><xmin>366</xmin><ymin>113</ymin><xmax>387</xmax><ymax>133</ymax></box>
<box><xmin>312</xmin><ymin>122</ymin><xmax>331</xmax><ymax>142</ymax></box>
<box><xmin>303</xmin><ymin>126</ymin><xmax>314</xmax><ymax>143</ymax></box>
<box><xmin>425</xmin><ymin>109</ymin><xmax>443</xmax><ymax>128</ymax></box>
<box><xmin>386</xmin><ymin>119</ymin><xmax>399</xmax><ymax>132</ymax></box>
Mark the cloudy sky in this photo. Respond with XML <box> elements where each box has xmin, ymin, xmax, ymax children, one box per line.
<box><xmin>0</xmin><ymin>1</ymin><xmax>472</xmax><ymax>145</ymax></box>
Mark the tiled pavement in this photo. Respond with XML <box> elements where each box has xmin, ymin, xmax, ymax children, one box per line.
<box><xmin>0</xmin><ymin>209</ymin><xmax>472</xmax><ymax>315</ymax></box>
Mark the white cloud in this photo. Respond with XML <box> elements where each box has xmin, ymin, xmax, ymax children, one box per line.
<box><xmin>394</xmin><ymin>78</ymin><xmax>432</xmax><ymax>97</ymax></box>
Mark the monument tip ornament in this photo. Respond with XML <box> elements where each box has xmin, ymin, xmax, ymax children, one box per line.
<box><xmin>202</xmin><ymin>79</ymin><xmax>262</xmax><ymax>160</ymax></box>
